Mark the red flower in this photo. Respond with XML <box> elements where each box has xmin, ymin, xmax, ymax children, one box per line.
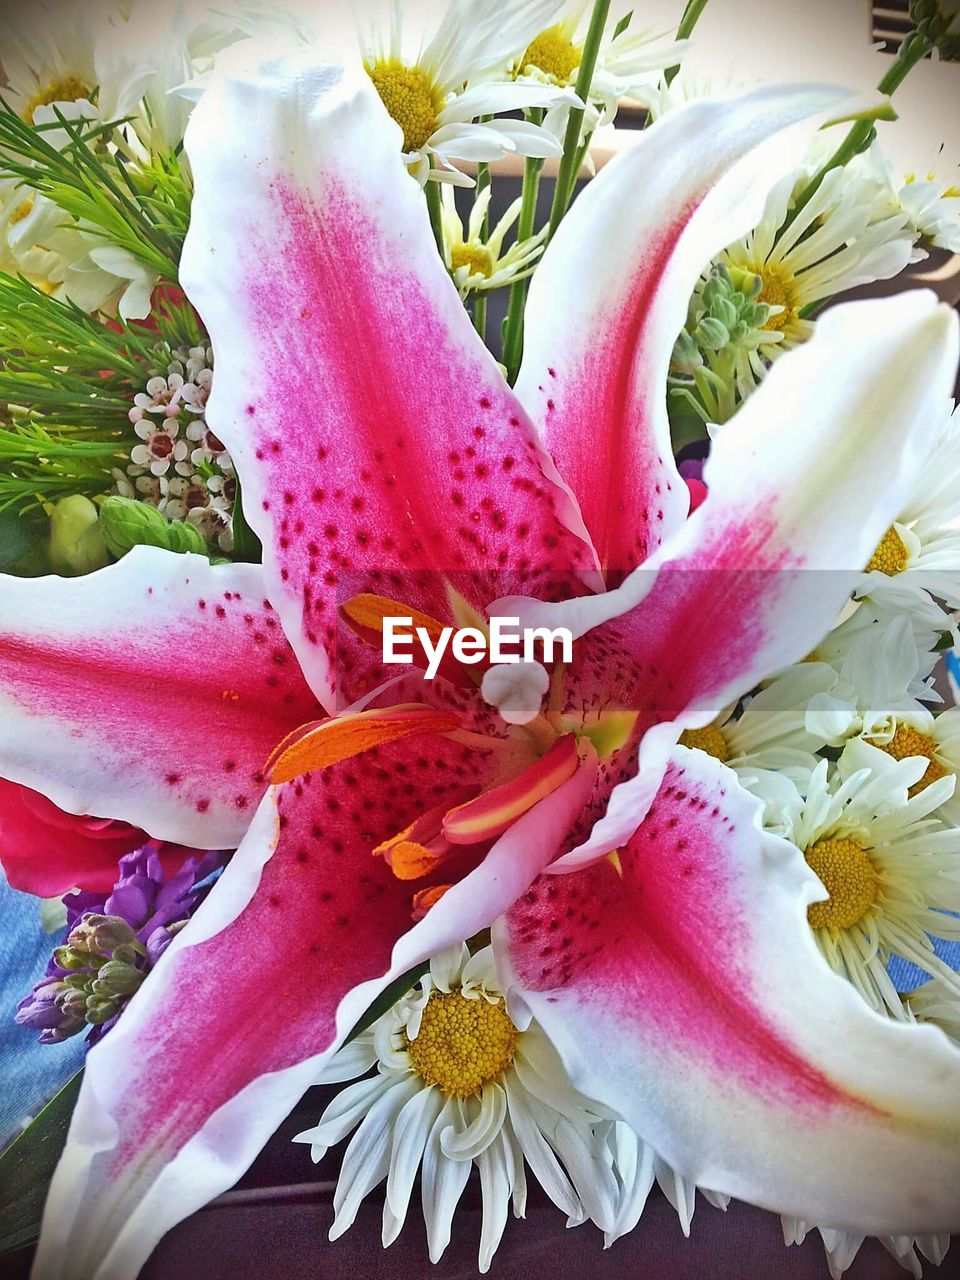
<box><xmin>0</xmin><ymin>779</ymin><xmax>147</xmax><ymax>896</ymax></box>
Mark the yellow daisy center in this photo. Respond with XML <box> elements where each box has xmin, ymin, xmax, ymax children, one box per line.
<box><xmin>521</xmin><ymin>26</ymin><xmax>582</xmax><ymax>82</ymax></box>
<box><xmin>805</xmin><ymin>837</ymin><xmax>880</xmax><ymax>931</ymax></box>
<box><xmin>679</xmin><ymin>724</ymin><xmax>730</xmax><ymax>763</ymax></box>
<box><xmin>366</xmin><ymin>60</ymin><xmax>441</xmax><ymax>153</ymax></box>
<box><xmin>9</xmin><ymin>196</ymin><xmax>34</xmax><ymax>226</ymax></box>
<box><xmin>757</xmin><ymin>265</ymin><xmax>799</xmax><ymax>332</ymax></box>
<box><xmin>406</xmin><ymin>989</ymin><xmax>518</xmax><ymax>1098</ymax></box>
<box><xmin>865</xmin><ymin>526</ymin><xmax>909</xmax><ymax>576</ymax></box>
<box><xmin>451</xmin><ymin>243</ymin><xmax>494</xmax><ymax>278</ymax></box>
<box><xmin>867</xmin><ymin>724</ymin><xmax>948</xmax><ymax>797</ymax></box>
<box><xmin>24</xmin><ymin>75</ymin><xmax>93</xmax><ymax>122</ymax></box>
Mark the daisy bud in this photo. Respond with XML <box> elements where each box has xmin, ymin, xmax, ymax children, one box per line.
<box><xmin>909</xmin><ymin>1</ymin><xmax>960</xmax><ymax>52</ymax></box>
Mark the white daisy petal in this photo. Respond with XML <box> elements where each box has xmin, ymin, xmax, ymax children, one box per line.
<box><xmin>421</xmin><ymin>1097</ymin><xmax>474</xmax><ymax>1263</ymax></box>
<box><xmin>384</xmin><ymin>1083</ymin><xmax>445</xmax><ymax>1228</ymax></box>
<box><xmin>330</xmin><ymin>1077</ymin><xmax>420</xmax><ymax>1239</ymax></box>
<box><xmin>441</xmin><ymin>1081</ymin><xmax>507</xmax><ymax>1159</ymax></box>
<box><xmin>477</xmin><ymin>1134</ymin><xmax>513</xmax><ymax>1273</ymax></box>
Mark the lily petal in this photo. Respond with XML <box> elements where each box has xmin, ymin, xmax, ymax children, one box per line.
<box><xmin>0</xmin><ymin>549</ymin><xmax>320</xmax><ymax>849</ymax></box>
<box><xmin>516</xmin><ymin>84</ymin><xmax>849</xmax><ymax>580</ymax></box>
<box><xmin>33</xmin><ymin>748</ymin><xmax>597</xmax><ymax>1280</ymax></box>
<box><xmin>180</xmin><ymin>44</ymin><xmax>598</xmax><ymax>713</ymax></box>
<box><xmin>499</xmin><ymin>293</ymin><xmax>960</xmax><ymax>868</ymax></box>
<box><xmin>495</xmin><ymin>747</ymin><xmax>960</xmax><ymax>1236</ymax></box>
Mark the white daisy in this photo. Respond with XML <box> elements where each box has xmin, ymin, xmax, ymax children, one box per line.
<box><xmin>802</xmin><ymin>614</ymin><xmax>942</xmax><ymax>750</ymax></box>
<box><xmin>807</xmin><ymin>598</ymin><xmax>949</xmax><ymax>693</ymax></box>
<box><xmin>360</xmin><ymin>0</ymin><xmax>577</xmax><ymax>187</ymax></box>
<box><xmin>678</xmin><ymin>662</ymin><xmax>839</xmax><ymax>792</ymax></box>
<box><xmin>627</xmin><ymin>68</ymin><xmax>740</xmax><ymax>124</ymax></box>
<box><xmin>782</xmin><ymin>1215</ymin><xmax>950</xmax><ymax>1280</ymax></box>
<box><xmin>829</xmin><ymin>704</ymin><xmax>960</xmax><ymax>829</ymax></box>
<box><xmin>94</xmin><ymin>0</ymin><xmax>248</xmax><ymax>155</ymax></box>
<box><xmin>861</xmin><ymin>136</ymin><xmax>960</xmax><ymax>254</ymax></box>
<box><xmin>440</xmin><ymin>186</ymin><xmax>545</xmax><ymax>297</ymax></box>
<box><xmin>293</xmin><ymin>943</ymin><xmax>621</xmax><ymax>1272</ymax></box>
<box><xmin>720</xmin><ymin>164</ymin><xmax>917</xmax><ymax>379</ymax></box>
<box><xmin>769</xmin><ymin>742</ymin><xmax>960</xmax><ymax>1018</ymax></box>
<box><xmin>906</xmin><ymin>976</ymin><xmax>960</xmax><ymax>1041</ymax></box>
<box><xmin>0</xmin><ymin>179</ymin><xmax>155</xmax><ymax>318</ymax></box>
<box><xmin>0</xmin><ymin>0</ymin><xmax>103</xmax><ymax>125</ymax></box>
<box><xmin>598</xmin><ymin>1118</ymin><xmax>728</xmax><ymax>1247</ymax></box>
<box><xmin>512</xmin><ymin>2</ymin><xmax>689</xmax><ymax>128</ymax></box>
<box><xmin>859</xmin><ymin>403</ymin><xmax>960</xmax><ymax>612</ymax></box>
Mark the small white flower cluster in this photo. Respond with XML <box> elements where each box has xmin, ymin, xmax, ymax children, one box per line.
<box><xmin>114</xmin><ymin>345</ymin><xmax>234</xmax><ymax>551</ymax></box>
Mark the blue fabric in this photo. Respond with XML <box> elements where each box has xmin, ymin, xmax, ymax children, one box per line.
<box><xmin>888</xmin><ymin>931</ymin><xmax>960</xmax><ymax>993</ymax></box>
<box><xmin>0</xmin><ymin>872</ymin><xmax>85</xmax><ymax>1151</ymax></box>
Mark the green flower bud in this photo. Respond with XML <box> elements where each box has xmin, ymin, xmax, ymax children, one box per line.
<box><xmin>89</xmin><ymin>916</ymin><xmax>137</xmax><ymax>952</ymax></box>
<box><xmin>910</xmin><ymin>1</ymin><xmax>959</xmax><ymax>53</ymax></box>
<box><xmin>62</xmin><ymin>972</ymin><xmax>91</xmax><ymax>991</ymax></box>
<box><xmin>671</xmin><ymin>329</ymin><xmax>703</xmax><ymax>374</ymax></box>
<box><xmin>91</xmin><ymin>960</ymin><xmax>145</xmax><ymax>998</ymax></box>
<box><xmin>48</xmin><ymin>496</ymin><xmax>110</xmax><ymax>577</ymax></box>
<box><xmin>53</xmin><ymin>944</ymin><xmax>91</xmax><ymax>971</ymax></box>
<box><xmin>99</xmin><ymin>495</ymin><xmax>207</xmax><ymax>559</ymax></box>
<box><xmin>85</xmin><ymin>995</ymin><xmax>120</xmax><ymax>1024</ymax></box>
<box><xmin>709</xmin><ymin>297</ymin><xmax>738</xmax><ymax>330</ymax></box>
<box><xmin>59</xmin><ymin>989</ymin><xmax>89</xmax><ymax>1019</ymax></box>
<box><xmin>695</xmin><ymin>316</ymin><xmax>730</xmax><ymax>351</ymax></box>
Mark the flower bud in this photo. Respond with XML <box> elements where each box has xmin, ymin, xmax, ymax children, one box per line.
<box><xmin>90</xmin><ymin>916</ymin><xmax>138</xmax><ymax>952</ymax></box>
<box><xmin>695</xmin><ymin>316</ymin><xmax>730</xmax><ymax>351</ymax></box>
<box><xmin>99</xmin><ymin>495</ymin><xmax>207</xmax><ymax>558</ymax></box>
<box><xmin>85</xmin><ymin>995</ymin><xmax>120</xmax><ymax>1024</ymax></box>
<box><xmin>48</xmin><ymin>496</ymin><xmax>110</xmax><ymax>577</ymax></box>
<box><xmin>92</xmin><ymin>959</ymin><xmax>145</xmax><ymax>998</ymax></box>
<box><xmin>53</xmin><ymin>944</ymin><xmax>91</xmax><ymax>971</ymax></box>
<box><xmin>910</xmin><ymin>2</ymin><xmax>959</xmax><ymax>54</ymax></box>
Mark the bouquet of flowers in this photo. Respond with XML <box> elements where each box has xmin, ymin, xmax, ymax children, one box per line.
<box><xmin>2</xmin><ymin>1</ymin><xmax>960</xmax><ymax>1277</ymax></box>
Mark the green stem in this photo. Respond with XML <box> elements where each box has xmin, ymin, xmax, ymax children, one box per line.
<box><xmin>424</xmin><ymin>176</ymin><xmax>444</xmax><ymax>255</ymax></box>
<box><xmin>545</xmin><ymin>0</ymin><xmax>612</xmax><ymax>242</ymax></box>
<box><xmin>472</xmin><ymin>158</ymin><xmax>491</xmax><ymax>341</ymax></box>
<box><xmin>665</xmin><ymin>0</ymin><xmax>710</xmax><ymax>86</ymax></box>
<box><xmin>472</xmin><ymin>292</ymin><xmax>488</xmax><ymax>340</ymax></box>
<box><xmin>500</xmin><ymin>109</ymin><xmax>546</xmax><ymax>381</ymax></box>
<box><xmin>784</xmin><ymin>29</ymin><xmax>929</xmax><ymax>231</ymax></box>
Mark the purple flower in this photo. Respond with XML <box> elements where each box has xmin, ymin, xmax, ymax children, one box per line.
<box><xmin>16</xmin><ymin>846</ymin><xmax>227</xmax><ymax>1045</ymax></box>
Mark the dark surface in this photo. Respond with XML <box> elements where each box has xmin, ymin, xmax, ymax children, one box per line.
<box><xmin>8</xmin><ymin>1087</ymin><xmax>960</xmax><ymax>1279</ymax></box>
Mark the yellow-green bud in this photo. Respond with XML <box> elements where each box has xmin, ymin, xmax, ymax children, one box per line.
<box><xmin>48</xmin><ymin>496</ymin><xmax>110</xmax><ymax>577</ymax></box>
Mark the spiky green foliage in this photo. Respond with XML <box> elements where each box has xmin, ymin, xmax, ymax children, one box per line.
<box><xmin>0</xmin><ymin>100</ymin><xmax>191</xmax><ymax>281</ymax></box>
<box><xmin>0</xmin><ymin>273</ymin><xmax>202</xmax><ymax>513</ymax></box>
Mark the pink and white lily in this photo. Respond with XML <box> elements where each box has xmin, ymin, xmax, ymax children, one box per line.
<box><xmin>1</xmin><ymin>44</ymin><xmax>958</xmax><ymax>1280</ymax></box>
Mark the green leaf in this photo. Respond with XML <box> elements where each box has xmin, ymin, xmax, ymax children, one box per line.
<box><xmin>230</xmin><ymin>476</ymin><xmax>262</xmax><ymax>563</ymax></box>
<box><xmin>612</xmin><ymin>9</ymin><xmax>633</xmax><ymax>39</ymax></box>
<box><xmin>0</xmin><ymin>1071</ymin><xmax>82</xmax><ymax>1256</ymax></box>
<box><xmin>0</xmin><ymin>510</ymin><xmax>36</xmax><ymax>571</ymax></box>
<box><xmin>343</xmin><ymin>963</ymin><xmax>429</xmax><ymax>1044</ymax></box>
